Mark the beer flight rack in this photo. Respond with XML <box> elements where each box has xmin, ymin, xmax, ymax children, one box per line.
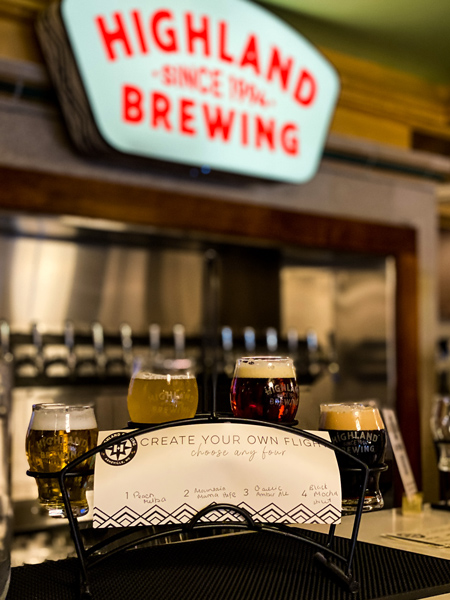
<box><xmin>26</xmin><ymin>414</ymin><xmax>377</xmax><ymax>599</ymax></box>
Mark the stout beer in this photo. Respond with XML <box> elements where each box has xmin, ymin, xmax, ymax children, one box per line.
<box><xmin>127</xmin><ymin>372</ymin><xmax>198</xmax><ymax>424</ymax></box>
<box><xmin>230</xmin><ymin>357</ymin><xmax>299</xmax><ymax>423</ymax></box>
<box><xmin>26</xmin><ymin>404</ymin><xmax>98</xmax><ymax>518</ymax></box>
<box><xmin>319</xmin><ymin>403</ymin><xmax>387</xmax><ymax>514</ymax></box>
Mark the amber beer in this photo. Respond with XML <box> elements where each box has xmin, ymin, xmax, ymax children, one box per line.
<box><xmin>230</xmin><ymin>357</ymin><xmax>299</xmax><ymax>423</ymax></box>
<box><xmin>319</xmin><ymin>403</ymin><xmax>387</xmax><ymax>514</ymax></box>
<box><xmin>127</xmin><ymin>372</ymin><xmax>198</xmax><ymax>424</ymax></box>
<box><xmin>26</xmin><ymin>404</ymin><xmax>98</xmax><ymax>518</ymax></box>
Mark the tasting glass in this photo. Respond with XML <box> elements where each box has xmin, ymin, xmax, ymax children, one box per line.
<box><xmin>127</xmin><ymin>359</ymin><xmax>199</xmax><ymax>425</ymax></box>
<box><xmin>431</xmin><ymin>394</ymin><xmax>450</xmax><ymax>472</ymax></box>
<box><xmin>230</xmin><ymin>356</ymin><xmax>299</xmax><ymax>423</ymax></box>
<box><xmin>25</xmin><ymin>403</ymin><xmax>98</xmax><ymax>518</ymax></box>
<box><xmin>319</xmin><ymin>402</ymin><xmax>387</xmax><ymax>515</ymax></box>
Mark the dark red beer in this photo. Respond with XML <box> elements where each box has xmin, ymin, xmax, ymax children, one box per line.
<box><xmin>230</xmin><ymin>357</ymin><xmax>299</xmax><ymax>423</ymax></box>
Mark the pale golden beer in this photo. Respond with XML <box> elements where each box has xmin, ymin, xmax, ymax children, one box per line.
<box><xmin>319</xmin><ymin>403</ymin><xmax>386</xmax><ymax>514</ymax></box>
<box><xmin>26</xmin><ymin>404</ymin><xmax>98</xmax><ymax>518</ymax></box>
<box><xmin>127</xmin><ymin>372</ymin><xmax>199</xmax><ymax>423</ymax></box>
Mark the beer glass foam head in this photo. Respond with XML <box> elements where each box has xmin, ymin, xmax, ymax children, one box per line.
<box><xmin>132</xmin><ymin>372</ymin><xmax>196</xmax><ymax>382</ymax></box>
<box><xmin>30</xmin><ymin>404</ymin><xmax>97</xmax><ymax>431</ymax></box>
<box><xmin>234</xmin><ymin>357</ymin><xmax>296</xmax><ymax>378</ymax></box>
<box><xmin>319</xmin><ymin>403</ymin><xmax>384</xmax><ymax>431</ymax></box>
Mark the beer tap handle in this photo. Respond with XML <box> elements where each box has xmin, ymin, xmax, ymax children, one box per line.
<box><xmin>266</xmin><ymin>327</ymin><xmax>278</xmax><ymax>354</ymax></box>
<box><xmin>64</xmin><ymin>320</ymin><xmax>76</xmax><ymax>374</ymax></box>
<box><xmin>221</xmin><ymin>326</ymin><xmax>233</xmax><ymax>353</ymax></box>
<box><xmin>64</xmin><ymin>320</ymin><xmax>75</xmax><ymax>353</ymax></box>
<box><xmin>149</xmin><ymin>323</ymin><xmax>161</xmax><ymax>355</ymax></box>
<box><xmin>31</xmin><ymin>322</ymin><xmax>44</xmax><ymax>374</ymax></box>
<box><xmin>287</xmin><ymin>328</ymin><xmax>299</xmax><ymax>355</ymax></box>
<box><xmin>120</xmin><ymin>322</ymin><xmax>133</xmax><ymax>372</ymax></box>
<box><xmin>173</xmin><ymin>324</ymin><xmax>185</xmax><ymax>360</ymax></box>
<box><xmin>91</xmin><ymin>321</ymin><xmax>106</xmax><ymax>376</ymax></box>
<box><xmin>0</xmin><ymin>320</ymin><xmax>12</xmax><ymax>411</ymax></box>
<box><xmin>306</xmin><ymin>328</ymin><xmax>321</xmax><ymax>377</ymax></box>
<box><xmin>244</xmin><ymin>327</ymin><xmax>256</xmax><ymax>353</ymax></box>
<box><xmin>0</xmin><ymin>320</ymin><xmax>11</xmax><ymax>360</ymax></box>
<box><xmin>327</xmin><ymin>331</ymin><xmax>340</xmax><ymax>381</ymax></box>
<box><xmin>221</xmin><ymin>326</ymin><xmax>234</xmax><ymax>377</ymax></box>
<box><xmin>306</xmin><ymin>328</ymin><xmax>319</xmax><ymax>354</ymax></box>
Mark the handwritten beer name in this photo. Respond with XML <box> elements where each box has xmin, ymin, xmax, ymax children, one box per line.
<box><xmin>132</xmin><ymin>491</ymin><xmax>166</xmax><ymax>504</ymax></box>
<box><xmin>92</xmin><ymin>8</ymin><xmax>319</xmax><ymax>155</ymax></box>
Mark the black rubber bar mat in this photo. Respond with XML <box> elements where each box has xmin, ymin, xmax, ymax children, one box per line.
<box><xmin>7</xmin><ymin>530</ymin><xmax>450</xmax><ymax>600</ymax></box>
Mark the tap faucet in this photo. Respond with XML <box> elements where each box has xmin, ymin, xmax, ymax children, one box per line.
<box><xmin>91</xmin><ymin>321</ymin><xmax>107</xmax><ymax>377</ymax></box>
<box><xmin>266</xmin><ymin>327</ymin><xmax>278</xmax><ymax>354</ymax></box>
<box><xmin>221</xmin><ymin>326</ymin><xmax>234</xmax><ymax>377</ymax></box>
<box><xmin>173</xmin><ymin>323</ymin><xmax>185</xmax><ymax>360</ymax></box>
<box><xmin>287</xmin><ymin>328</ymin><xmax>299</xmax><ymax>355</ymax></box>
<box><xmin>120</xmin><ymin>322</ymin><xmax>133</xmax><ymax>374</ymax></box>
<box><xmin>149</xmin><ymin>323</ymin><xmax>161</xmax><ymax>356</ymax></box>
<box><xmin>31</xmin><ymin>322</ymin><xmax>44</xmax><ymax>375</ymax></box>
<box><xmin>64</xmin><ymin>320</ymin><xmax>77</xmax><ymax>376</ymax></box>
<box><xmin>244</xmin><ymin>327</ymin><xmax>256</xmax><ymax>354</ymax></box>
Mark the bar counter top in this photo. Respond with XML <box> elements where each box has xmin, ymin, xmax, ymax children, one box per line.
<box><xmin>6</xmin><ymin>504</ymin><xmax>450</xmax><ymax>600</ymax></box>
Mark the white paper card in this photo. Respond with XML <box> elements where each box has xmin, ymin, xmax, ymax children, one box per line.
<box><xmin>383</xmin><ymin>524</ymin><xmax>450</xmax><ymax>548</ymax></box>
<box><xmin>93</xmin><ymin>423</ymin><xmax>341</xmax><ymax>528</ymax></box>
<box><xmin>382</xmin><ymin>408</ymin><xmax>418</xmax><ymax>499</ymax></box>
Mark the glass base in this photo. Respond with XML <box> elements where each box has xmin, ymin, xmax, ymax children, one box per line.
<box><xmin>342</xmin><ymin>492</ymin><xmax>384</xmax><ymax>516</ymax></box>
<box><xmin>40</xmin><ymin>501</ymin><xmax>89</xmax><ymax>519</ymax></box>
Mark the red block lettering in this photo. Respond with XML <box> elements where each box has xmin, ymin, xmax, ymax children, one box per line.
<box><xmin>122</xmin><ymin>85</ymin><xmax>143</xmax><ymax>123</ymax></box>
<box><xmin>239</xmin><ymin>35</ymin><xmax>260</xmax><ymax>75</ymax></box>
<box><xmin>241</xmin><ymin>112</ymin><xmax>249</xmax><ymax>146</ymax></box>
<box><xmin>151</xmin><ymin>92</ymin><xmax>172</xmax><ymax>130</ymax></box>
<box><xmin>293</xmin><ymin>69</ymin><xmax>317</xmax><ymax>106</ymax></box>
<box><xmin>152</xmin><ymin>10</ymin><xmax>178</xmax><ymax>52</ymax></box>
<box><xmin>255</xmin><ymin>117</ymin><xmax>275</xmax><ymax>150</ymax></box>
<box><xmin>218</xmin><ymin>21</ymin><xmax>234</xmax><ymax>63</ymax></box>
<box><xmin>203</xmin><ymin>105</ymin><xmax>235</xmax><ymax>141</ymax></box>
<box><xmin>267</xmin><ymin>48</ymin><xmax>293</xmax><ymax>91</ymax></box>
<box><xmin>185</xmin><ymin>13</ymin><xmax>210</xmax><ymax>56</ymax></box>
<box><xmin>180</xmin><ymin>99</ymin><xmax>196</xmax><ymax>135</ymax></box>
<box><xmin>281</xmin><ymin>123</ymin><xmax>299</xmax><ymax>155</ymax></box>
<box><xmin>95</xmin><ymin>13</ymin><xmax>132</xmax><ymax>61</ymax></box>
<box><xmin>131</xmin><ymin>10</ymin><xmax>148</xmax><ymax>54</ymax></box>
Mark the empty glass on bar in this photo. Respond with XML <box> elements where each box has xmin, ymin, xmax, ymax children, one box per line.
<box><xmin>431</xmin><ymin>394</ymin><xmax>450</xmax><ymax>472</ymax></box>
<box><xmin>127</xmin><ymin>370</ymin><xmax>199</xmax><ymax>424</ymax></box>
<box><xmin>230</xmin><ymin>356</ymin><xmax>299</xmax><ymax>423</ymax></box>
<box><xmin>319</xmin><ymin>402</ymin><xmax>387</xmax><ymax>514</ymax></box>
<box><xmin>26</xmin><ymin>403</ymin><xmax>98</xmax><ymax>518</ymax></box>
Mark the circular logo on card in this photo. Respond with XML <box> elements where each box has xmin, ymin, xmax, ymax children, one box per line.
<box><xmin>100</xmin><ymin>432</ymin><xmax>138</xmax><ymax>466</ymax></box>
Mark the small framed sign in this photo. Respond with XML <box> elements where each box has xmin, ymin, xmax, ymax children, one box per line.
<box><xmin>37</xmin><ymin>0</ymin><xmax>340</xmax><ymax>183</ymax></box>
<box><xmin>93</xmin><ymin>423</ymin><xmax>341</xmax><ymax>527</ymax></box>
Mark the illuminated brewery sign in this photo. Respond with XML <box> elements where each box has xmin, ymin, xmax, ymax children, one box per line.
<box><xmin>56</xmin><ymin>0</ymin><xmax>339</xmax><ymax>182</ymax></box>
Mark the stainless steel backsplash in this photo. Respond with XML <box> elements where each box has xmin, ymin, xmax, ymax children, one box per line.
<box><xmin>0</xmin><ymin>213</ymin><xmax>394</xmax><ymax>527</ymax></box>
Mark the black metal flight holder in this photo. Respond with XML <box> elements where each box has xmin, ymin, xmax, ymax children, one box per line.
<box><xmin>25</xmin><ymin>467</ymin><xmax>94</xmax><ymax>598</ymax></box>
<box><xmin>27</xmin><ymin>416</ymin><xmax>374</xmax><ymax>599</ymax></box>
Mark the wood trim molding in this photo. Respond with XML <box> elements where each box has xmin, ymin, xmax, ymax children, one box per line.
<box><xmin>323</xmin><ymin>48</ymin><xmax>450</xmax><ymax>132</ymax></box>
<box><xmin>0</xmin><ymin>165</ymin><xmax>416</xmax><ymax>255</ymax></box>
<box><xmin>0</xmin><ymin>164</ymin><xmax>422</xmax><ymax>490</ymax></box>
